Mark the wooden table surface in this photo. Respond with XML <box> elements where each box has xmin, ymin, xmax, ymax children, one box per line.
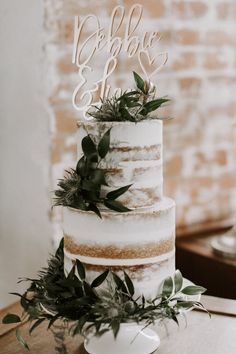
<box><xmin>1</xmin><ymin>296</ymin><xmax>236</xmax><ymax>354</ymax></box>
<box><xmin>176</xmin><ymin>232</ymin><xmax>236</xmax><ymax>299</ymax></box>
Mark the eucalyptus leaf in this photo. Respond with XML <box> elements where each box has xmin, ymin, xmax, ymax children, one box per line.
<box><xmin>126</xmin><ymin>100</ymin><xmax>140</xmax><ymax>108</ymax></box>
<box><xmin>83</xmin><ymin>282</ymin><xmax>98</xmax><ymax>299</ymax></box>
<box><xmin>20</xmin><ymin>296</ymin><xmax>29</xmax><ymax>311</ymax></box>
<box><xmin>119</xmin><ymin>90</ymin><xmax>139</xmax><ymax>98</ymax></box>
<box><xmin>133</xmin><ymin>71</ymin><xmax>145</xmax><ymax>93</ymax></box>
<box><xmin>112</xmin><ymin>273</ymin><xmax>128</xmax><ymax>293</ymax></box>
<box><xmin>181</xmin><ymin>286</ymin><xmax>206</xmax><ymax>295</ymax></box>
<box><xmin>175</xmin><ymin>301</ymin><xmax>195</xmax><ymax>310</ymax></box>
<box><xmin>88</xmin><ymin>203</ymin><xmax>102</xmax><ymax>219</ymax></box>
<box><xmin>73</xmin><ymin>315</ymin><xmax>88</xmax><ymax>335</ymax></box>
<box><xmin>174</xmin><ymin>270</ymin><xmax>183</xmax><ymax>294</ymax></box>
<box><xmin>162</xmin><ymin>276</ymin><xmax>173</xmax><ymax>298</ymax></box>
<box><xmin>82</xmin><ymin>191</ymin><xmax>100</xmax><ymax>205</ymax></box>
<box><xmin>124</xmin><ymin>272</ymin><xmax>135</xmax><ymax>296</ymax></box>
<box><xmin>104</xmin><ymin>199</ymin><xmax>131</xmax><ymax>212</ymax></box>
<box><xmin>76</xmin><ymin>259</ymin><xmax>86</xmax><ymax>281</ymax></box>
<box><xmin>76</xmin><ymin>156</ymin><xmax>87</xmax><ymax>177</ymax></box>
<box><xmin>111</xmin><ymin>319</ymin><xmax>120</xmax><ymax>338</ymax></box>
<box><xmin>73</xmin><ymin>195</ymin><xmax>89</xmax><ymax>211</ymax></box>
<box><xmin>16</xmin><ymin>328</ymin><xmax>29</xmax><ymax>350</ymax></box>
<box><xmin>57</xmin><ymin>278</ymin><xmax>82</xmax><ymax>288</ymax></box>
<box><xmin>81</xmin><ymin>180</ymin><xmax>99</xmax><ymax>192</ymax></box>
<box><xmin>67</xmin><ymin>264</ymin><xmax>75</xmax><ymax>279</ymax></box>
<box><xmin>191</xmin><ymin>302</ymin><xmax>211</xmax><ymax>317</ymax></box>
<box><xmin>48</xmin><ymin>314</ymin><xmax>60</xmax><ymax>329</ymax></box>
<box><xmin>91</xmin><ymin>270</ymin><xmax>109</xmax><ymax>288</ymax></box>
<box><xmin>9</xmin><ymin>292</ymin><xmax>25</xmax><ymax>298</ymax></box>
<box><xmin>81</xmin><ymin>135</ymin><xmax>97</xmax><ymax>161</ymax></box>
<box><xmin>90</xmin><ymin>169</ymin><xmax>108</xmax><ymax>186</ymax></box>
<box><xmin>96</xmin><ymin>328</ymin><xmax>109</xmax><ymax>337</ymax></box>
<box><xmin>95</xmin><ymin>322</ymin><xmax>101</xmax><ymax>332</ymax></box>
<box><xmin>171</xmin><ymin>315</ymin><xmax>179</xmax><ymax>326</ymax></box>
<box><xmin>98</xmin><ymin>128</ymin><xmax>111</xmax><ymax>158</ymax></box>
<box><xmin>29</xmin><ymin>318</ymin><xmax>45</xmax><ymax>335</ymax></box>
<box><xmin>141</xmin><ymin>98</ymin><xmax>170</xmax><ymax>115</ymax></box>
<box><xmin>88</xmin><ymin>153</ymin><xmax>99</xmax><ymax>163</ymax></box>
<box><xmin>106</xmin><ymin>184</ymin><xmax>132</xmax><ymax>200</ymax></box>
<box><xmin>9</xmin><ymin>293</ymin><xmax>30</xmax><ymax>311</ymax></box>
<box><xmin>120</xmin><ymin>107</ymin><xmax>133</xmax><ymax>121</ymax></box>
<box><xmin>2</xmin><ymin>313</ymin><xmax>21</xmax><ymax>324</ymax></box>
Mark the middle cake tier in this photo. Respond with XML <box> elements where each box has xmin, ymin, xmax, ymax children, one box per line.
<box><xmin>63</xmin><ymin>197</ymin><xmax>175</xmax><ymax>265</ymax></box>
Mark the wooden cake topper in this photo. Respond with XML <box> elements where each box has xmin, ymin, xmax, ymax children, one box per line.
<box><xmin>72</xmin><ymin>3</ymin><xmax>168</xmax><ymax>118</ymax></box>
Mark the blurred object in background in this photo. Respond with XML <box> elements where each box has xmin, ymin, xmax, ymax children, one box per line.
<box><xmin>0</xmin><ymin>0</ymin><xmax>52</xmax><ymax>308</ymax></box>
<box><xmin>177</xmin><ymin>227</ymin><xmax>236</xmax><ymax>299</ymax></box>
<box><xmin>212</xmin><ymin>224</ymin><xmax>236</xmax><ymax>259</ymax></box>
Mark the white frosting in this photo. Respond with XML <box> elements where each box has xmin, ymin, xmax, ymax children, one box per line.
<box><xmin>63</xmin><ymin>197</ymin><xmax>175</xmax><ymax>247</ymax></box>
<box><xmin>77</xmin><ymin>120</ymin><xmax>163</xmax><ymax>148</ymax></box>
<box><xmin>64</xmin><ymin>252</ymin><xmax>175</xmax><ymax>299</ymax></box>
<box><xmin>102</xmin><ymin>160</ymin><xmax>163</xmax><ymax>188</ymax></box>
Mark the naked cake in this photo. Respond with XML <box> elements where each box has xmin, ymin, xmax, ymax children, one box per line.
<box><xmin>63</xmin><ymin>119</ymin><xmax>175</xmax><ymax>298</ymax></box>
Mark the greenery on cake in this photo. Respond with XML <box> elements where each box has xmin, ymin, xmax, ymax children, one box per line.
<box><xmin>88</xmin><ymin>72</ymin><xmax>170</xmax><ymax>122</ymax></box>
<box><xmin>2</xmin><ymin>239</ymin><xmax>208</xmax><ymax>353</ymax></box>
<box><xmin>54</xmin><ymin>128</ymin><xmax>131</xmax><ymax>217</ymax></box>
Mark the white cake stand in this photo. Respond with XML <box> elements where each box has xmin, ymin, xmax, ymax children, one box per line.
<box><xmin>84</xmin><ymin>278</ymin><xmax>200</xmax><ymax>354</ymax></box>
<box><xmin>84</xmin><ymin>323</ymin><xmax>160</xmax><ymax>354</ymax></box>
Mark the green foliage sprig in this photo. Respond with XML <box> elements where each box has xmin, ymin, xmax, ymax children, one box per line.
<box><xmin>2</xmin><ymin>239</ymin><xmax>208</xmax><ymax>353</ymax></box>
<box><xmin>54</xmin><ymin>128</ymin><xmax>131</xmax><ymax>217</ymax></box>
<box><xmin>88</xmin><ymin>72</ymin><xmax>170</xmax><ymax>122</ymax></box>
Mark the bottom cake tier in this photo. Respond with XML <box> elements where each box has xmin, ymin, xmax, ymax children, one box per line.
<box><xmin>63</xmin><ymin>197</ymin><xmax>175</xmax><ymax>298</ymax></box>
<box><xmin>64</xmin><ymin>249</ymin><xmax>175</xmax><ymax>299</ymax></box>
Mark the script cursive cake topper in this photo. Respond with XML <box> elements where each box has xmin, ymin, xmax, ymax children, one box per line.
<box><xmin>72</xmin><ymin>3</ymin><xmax>168</xmax><ymax>118</ymax></box>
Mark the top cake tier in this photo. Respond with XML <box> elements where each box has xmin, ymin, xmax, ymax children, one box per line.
<box><xmin>77</xmin><ymin>120</ymin><xmax>163</xmax><ymax>208</ymax></box>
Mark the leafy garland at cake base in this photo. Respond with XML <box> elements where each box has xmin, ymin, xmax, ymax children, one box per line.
<box><xmin>2</xmin><ymin>239</ymin><xmax>208</xmax><ymax>353</ymax></box>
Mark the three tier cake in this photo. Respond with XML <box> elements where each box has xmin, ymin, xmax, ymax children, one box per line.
<box><xmin>63</xmin><ymin>119</ymin><xmax>175</xmax><ymax>298</ymax></box>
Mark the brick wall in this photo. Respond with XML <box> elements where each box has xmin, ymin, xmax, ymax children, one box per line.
<box><xmin>44</xmin><ymin>0</ymin><xmax>236</xmax><ymax>237</ymax></box>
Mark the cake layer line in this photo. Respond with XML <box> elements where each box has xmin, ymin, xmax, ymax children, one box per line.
<box><xmin>75</xmin><ymin>257</ymin><xmax>173</xmax><ymax>272</ymax></box>
<box><xmin>63</xmin><ymin>197</ymin><xmax>175</xmax><ymax>218</ymax></box>
<box><xmin>64</xmin><ymin>235</ymin><xmax>175</xmax><ymax>259</ymax></box>
<box><xmin>64</xmin><ymin>248</ymin><xmax>175</xmax><ymax>266</ymax></box>
<box><xmin>100</xmin><ymin>185</ymin><xmax>163</xmax><ymax>209</ymax></box>
<box><xmin>108</xmin><ymin>144</ymin><xmax>162</xmax><ymax>161</ymax></box>
<box><xmin>102</xmin><ymin>162</ymin><xmax>163</xmax><ymax>187</ymax></box>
